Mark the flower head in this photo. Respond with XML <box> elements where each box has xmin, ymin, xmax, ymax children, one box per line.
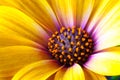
<box><xmin>0</xmin><ymin>0</ymin><xmax>120</xmax><ymax>80</ymax></box>
<box><xmin>48</xmin><ymin>27</ymin><xmax>94</xmax><ymax>67</ymax></box>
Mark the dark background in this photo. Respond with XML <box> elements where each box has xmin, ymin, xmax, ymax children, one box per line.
<box><xmin>107</xmin><ymin>76</ymin><xmax>120</xmax><ymax>80</ymax></box>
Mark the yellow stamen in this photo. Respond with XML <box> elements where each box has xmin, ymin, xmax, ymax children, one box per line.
<box><xmin>75</xmin><ymin>36</ymin><xmax>79</xmax><ymax>39</ymax></box>
<box><xmin>67</xmin><ymin>55</ymin><xmax>71</xmax><ymax>59</ymax></box>
<box><xmin>74</xmin><ymin>53</ymin><xmax>78</xmax><ymax>57</ymax></box>
<box><xmin>81</xmin><ymin>52</ymin><xmax>85</xmax><ymax>56</ymax></box>
<box><xmin>75</xmin><ymin>47</ymin><xmax>79</xmax><ymax>52</ymax></box>
<box><xmin>68</xmin><ymin>48</ymin><xmax>72</xmax><ymax>52</ymax></box>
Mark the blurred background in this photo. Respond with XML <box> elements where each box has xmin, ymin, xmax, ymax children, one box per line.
<box><xmin>106</xmin><ymin>76</ymin><xmax>120</xmax><ymax>80</ymax></box>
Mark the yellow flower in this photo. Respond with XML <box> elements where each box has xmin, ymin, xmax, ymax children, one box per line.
<box><xmin>0</xmin><ymin>0</ymin><xmax>120</xmax><ymax>80</ymax></box>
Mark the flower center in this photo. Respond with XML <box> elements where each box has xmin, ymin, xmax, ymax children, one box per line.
<box><xmin>48</xmin><ymin>27</ymin><xmax>94</xmax><ymax>67</ymax></box>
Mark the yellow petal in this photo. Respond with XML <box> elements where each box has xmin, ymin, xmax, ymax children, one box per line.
<box><xmin>48</xmin><ymin>0</ymin><xmax>76</xmax><ymax>28</ymax></box>
<box><xmin>0</xmin><ymin>0</ymin><xmax>60</xmax><ymax>32</ymax></box>
<box><xmin>63</xmin><ymin>64</ymin><xmax>85</xmax><ymax>80</ymax></box>
<box><xmin>54</xmin><ymin>67</ymin><xmax>67</xmax><ymax>80</ymax></box>
<box><xmin>84</xmin><ymin>47</ymin><xmax>120</xmax><ymax>76</ymax></box>
<box><xmin>0</xmin><ymin>46</ymin><xmax>50</xmax><ymax>78</ymax></box>
<box><xmin>0</xmin><ymin>29</ymin><xmax>41</xmax><ymax>48</ymax></box>
<box><xmin>46</xmin><ymin>73</ymin><xmax>55</xmax><ymax>80</ymax></box>
<box><xmin>0</xmin><ymin>6</ymin><xmax>49</xmax><ymax>47</ymax></box>
<box><xmin>12</xmin><ymin>60</ymin><xmax>63</xmax><ymax>80</ymax></box>
<box><xmin>86</xmin><ymin>0</ymin><xmax>120</xmax><ymax>51</ymax></box>
<box><xmin>95</xmin><ymin>23</ymin><xmax>120</xmax><ymax>51</ymax></box>
<box><xmin>83</xmin><ymin>68</ymin><xmax>107</xmax><ymax>80</ymax></box>
<box><xmin>77</xmin><ymin>0</ymin><xmax>94</xmax><ymax>29</ymax></box>
<box><xmin>0</xmin><ymin>77</ymin><xmax>12</xmax><ymax>80</ymax></box>
<box><xmin>87</xmin><ymin>0</ymin><xmax>120</xmax><ymax>32</ymax></box>
<box><xmin>93</xmin><ymin>1</ymin><xmax>120</xmax><ymax>51</ymax></box>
